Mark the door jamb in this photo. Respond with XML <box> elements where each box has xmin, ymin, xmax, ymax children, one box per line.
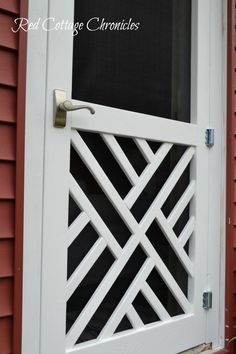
<box><xmin>22</xmin><ymin>1</ymin><xmax>49</xmax><ymax>354</ymax></box>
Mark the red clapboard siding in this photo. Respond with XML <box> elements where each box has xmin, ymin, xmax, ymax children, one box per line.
<box><xmin>0</xmin><ymin>200</ymin><xmax>14</xmax><ymax>238</ymax></box>
<box><xmin>0</xmin><ymin>87</ymin><xmax>17</xmax><ymax>123</ymax></box>
<box><xmin>0</xmin><ymin>317</ymin><xmax>13</xmax><ymax>353</ymax></box>
<box><xmin>0</xmin><ymin>0</ymin><xmax>24</xmax><ymax>353</ymax></box>
<box><xmin>233</xmin><ymin>181</ymin><xmax>236</xmax><ymax>201</ymax></box>
<box><xmin>0</xmin><ymin>162</ymin><xmax>15</xmax><ymax>199</ymax></box>
<box><xmin>0</xmin><ymin>49</ymin><xmax>17</xmax><ymax>87</ymax></box>
<box><xmin>0</xmin><ymin>278</ymin><xmax>13</xmax><ymax>317</ymax></box>
<box><xmin>0</xmin><ymin>0</ymin><xmax>19</xmax><ymax>14</ymax></box>
<box><xmin>0</xmin><ymin>239</ymin><xmax>14</xmax><ymax>277</ymax></box>
<box><xmin>0</xmin><ymin>13</ymin><xmax>18</xmax><ymax>50</ymax></box>
<box><xmin>0</xmin><ymin>124</ymin><xmax>16</xmax><ymax>161</ymax></box>
<box><xmin>234</xmin><ymin>119</ymin><xmax>236</xmax><ymax>135</ymax></box>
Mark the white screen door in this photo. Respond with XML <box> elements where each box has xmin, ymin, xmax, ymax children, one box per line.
<box><xmin>40</xmin><ymin>1</ymin><xmax>214</xmax><ymax>353</ymax></box>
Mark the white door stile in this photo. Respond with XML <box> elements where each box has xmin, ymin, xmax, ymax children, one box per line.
<box><xmin>40</xmin><ymin>0</ymin><xmax>74</xmax><ymax>353</ymax></box>
<box><xmin>186</xmin><ymin>0</ymin><xmax>210</xmax><ymax>324</ymax></box>
<box><xmin>206</xmin><ymin>0</ymin><xmax>227</xmax><ymax>348</ymax></box>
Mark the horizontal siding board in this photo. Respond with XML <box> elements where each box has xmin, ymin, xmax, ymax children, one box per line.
<box><xmin>234</xmin><ymin>157</ymin><xmax>236</xmax><ymax>180</ymax></box>
<box><xmin>0</xmin><ymin>162</ymin><xmax>15</xmax><ymax>199</ymax></box>
<box><xmin>234</xmin><ymin>181</ymin><xmax>236</xmax><ymax>201</ymax></box>
<box><xmin>0</xmin><ymin>239</ymin><xmax>14</xmax><ymax>277</ymax></box>
<box><xmin>0</xmin><ymin>13</ymin><xmax>18</xmax><ymax>50</ymax></box>
<box><xmin>0</xmin><ymin>124</ymin><xmax>16</xmax><ymax>161</ymax></box>
<box><xmin>234</xmin><ymin>138</ymin><xmax>236</xmax><ymax>156</ymax></box>
<box><xmin>234</xmin><ymin>233</ymin><xmax>236</xmax><ymax>248</ymax></box>
<box><xmin>0</xmin><ymin>200</ymin><xmax>14</xmax><ymax>238</ymax></box>
<box><xmin>0</xmin><ymin>0</ymin><xmax>19</xmax><ymax>14</ymax></box>
<box><xmin>0</xmin><ymin>49</ymin><xmax>17</xmax><ymax>87</ymax></box>
<box><xmin>0</xmin><ymin>316</ymin><xmax>13</xmax><ymax>353</ymax></box>
<box><xmin>0</xmin><ymin>87</ymin><xmax>17</xmax><ymax>123</ymax></box>
<box><xmin>233</xmin><ymin>204</ymin><xmax>236</xmax><ymax>225</ymax></box>
<box><xmin>0</xmin><ymin>0</ymin><xmax>22</xmax><ymax>352</ymax></box>
<box><xmin>0</xmin><ymin>278</ymin><xmax>13</xmax><ymax>317</ymax></box>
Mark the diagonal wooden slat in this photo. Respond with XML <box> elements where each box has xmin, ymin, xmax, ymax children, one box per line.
<box><xmin>71</xmin><ymin>131</ymin><xmax>137</xmax><ymax>232</ymax></box>
<box><xmin>125</xmin><ymin>143</ymin><xmax>173</xmax><ymax>209</ymax></box>
<box><xmin>141</xmin><ymin>236</ymin><xmax>192</xmax><ymax>314</ymax></box>
<box><xmin>68</xmin><ymin>211</ymin><xmax>90</xmax><ymax>247</ymax></box>
<box><xmin>167</xmin><ymin>181</ymin><xmax>196</xmax><ymax>228</ymax></box>
<box><xmin>155</xmin><ymin>210</ymin><xmax>193</xmax><ymax>276</ymax></box>
<box><xmin>70</xmin><ymin>175</ymin><xmax>122</xmax><ymax>258</ymax></box>
<box><xmin>101</xmin><ymin>134</ymin><xmax>139</xmax><ymax>185</ymax></box>
<box><xmin>178</xmin><ymin>216</ymin><xmax>195</xmax><ymax>247</ymax></box>
<box><xmin>65</xmin><ymin>232</ymin><xmax>146</xmax><ymax>348</ymax></box>
<box><xmin>126</xmin><ymin>306</ymin><xmax>144</xmax><ymax>329</ymax></box>
<box><xmin>66</xmin><ymin>238</ymin><xmax>106</xmax><ymax>301</ymax></box>
<box><xmin>134</xmin><ymin>138</ymin><xmax>155</xmax><ymax>163</ymax></box>
<box><xmin>98</xmin><ymin>259</ymin><xmax>154</xmax><ymax>339</ymax></box>
<box><xmin>141</xmin><ymin>282</ymin><xmax>171</xmax><ymax>322</ymax></box>
<box><xmin>154</xmin><ymin>147</ymin><xmax>195</xmax><ymax>209</ymax></box>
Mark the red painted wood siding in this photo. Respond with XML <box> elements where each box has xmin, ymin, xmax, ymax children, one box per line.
<box><xmin>226</xmin><ymin>0</ymin><xmax>236</xmax><ymax>353</ymax></box>
<box><xmin>0</xmin><ymin>0</ymin><xmax>26</xmax><ymax>353</ymax></box>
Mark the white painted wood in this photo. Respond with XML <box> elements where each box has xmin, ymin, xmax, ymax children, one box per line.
<box><xmin>71</xmin><ymin>102</ymin><xmax>198</xmax><ymax>146</ymax></box>
<box><xmin>68</xmin><ymin>212</ymin><xmax>90</xmax><ymax>247</ymax></box>
<box><xmin>155</xmin><ymin>210</ymin><xmax>193</xmax><ymax>276</ymax></box>
<box><xmin>167</xmin><ymin>181</ymin><xmax>196</xmax><ymax>228</ymax></box>
<box><xmin>71</xmin><ymin>130</ymin><xmax>137</xmax><ymax>231</ymax></box>
<box><xmin>99</xmin><ymin>259</ymin><xmax>155</xmax><ymax>339</ymax></box>
<box><xmin>205</xmin><ymin>0</ymin><xmax>227</xmax><ymax>348</ymax></box>
<box><xmin>69</xmin><ymin>174</ymin><xmax>122</xmax><ymax>258</ymax></box>
<box><xmin>141</xmin><ymin>236</ymin><xmax>192</xmax><ymax>314</ymax></box>
<box><xmin>65</xmin><ymin>233</ymin><xmax>146</xmax><ymax>348</ymax></box>
<box><xmin>124</xmin><ymin>143</ymin><xmax>173</xmax><ymax>208</ymax></box>
<box><xmin>154</xmin><ymin>147</ymin><xmax>195</xmax><ymax>208</ymax></box>
<box><xmin>66</xmin><ymin>238</ymin><xmax>106</xmax><ymax>301</ymax></box>
<box><xmin>126</xmin><ymin>306</ymin><xmax>144</xmax><ymax>329</ymax></box>
<box><xmin>101</xmin><ymin>134</ymin><xmax>139</xmax><ymax>185</ymax></box>
<box><xmin>39</xmin><ymin>1</ymin><xmax>74</xmax><ymax>354</ymax></box>
<box><xmin>179</xmin><ymin>217</ymin><xmax>195</xmax><ymax>248</ymax></box>
<box><xmin>66</xmin><ymin>314</ymin><xmax>202</xmax><ymax>354</ymax></box>
<box><xmin>134</xmin><ymin>138</ymin><xmax>155</xmax><ymax>163</ymax></box>
<box><xmin>186</xmin><ymin>0</ymin><xmax>210</xmax><ymax>324</ymax></box>
<box><xmin>141</xmin><ymin>282</ymin><xmax>171</xmax><ymax>321</ymax></box>
<box><xmin>23</xmin><ymin>0</ymin><xmax>226</xmax><ymax>354</ymax></box>
<box><xmin>22</xmin><ymin>1</ymin><xmax>49</xmax><ymax>354</ymax></box>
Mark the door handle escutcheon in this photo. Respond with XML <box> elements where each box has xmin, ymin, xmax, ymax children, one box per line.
<box><xmin>54</xmin><ymin>89</ymin><xmax>95</xmax><ymax>128</ymax></box>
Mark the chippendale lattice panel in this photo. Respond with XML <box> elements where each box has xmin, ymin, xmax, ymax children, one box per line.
<box><xmin>66</xmin><ymin>130</ymin><xmax>195</xmax><ymax>349</ymax></box>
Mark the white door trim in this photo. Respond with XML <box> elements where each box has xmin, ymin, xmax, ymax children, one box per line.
<box><xmin>22</xmin><ymin>1</ymin><xmax>227</xmax><ymax>353</ymax></box>
<box><xmin>205</xmin><ymin>0</ymin><xmax>227</xmax><ymax>349</ymax></box>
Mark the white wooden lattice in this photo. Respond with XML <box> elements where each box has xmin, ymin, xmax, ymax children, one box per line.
<box><xmin>66</xmin><ymin>130</ymin><xmax>195</xmax><ymax>349</ymax></box>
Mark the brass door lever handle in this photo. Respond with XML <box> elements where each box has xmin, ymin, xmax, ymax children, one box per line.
<box><xmin>59</xmin><ymin>100</ymin><xmax>95</xmax><ymax>115</ymax></box>
<box><xmin>54</xmin><ymin>89</ymin><xmax>95</xmax><ymax>128</ymax></box>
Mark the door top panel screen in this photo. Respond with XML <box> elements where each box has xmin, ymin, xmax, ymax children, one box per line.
<box><xmin>72</xmin><ymin>0</ymin><xmax>191</xmax><ymax>122</ymax></box>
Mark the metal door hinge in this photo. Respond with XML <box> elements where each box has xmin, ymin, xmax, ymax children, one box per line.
<box><xmin>203</xmin><ymin>291</ymin><xmax>212</xmax><ymax>309</ymax></box>
<box><xmin>205</xmin><ymin>128</ymin><xmax>214</xmax><ymax>147</ymax></box>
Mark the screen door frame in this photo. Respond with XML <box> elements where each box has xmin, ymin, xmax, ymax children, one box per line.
<box><xmin>22</xmin><ymin>0</ymin><xmax>227</xmax><ymax>353</ymax></box>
